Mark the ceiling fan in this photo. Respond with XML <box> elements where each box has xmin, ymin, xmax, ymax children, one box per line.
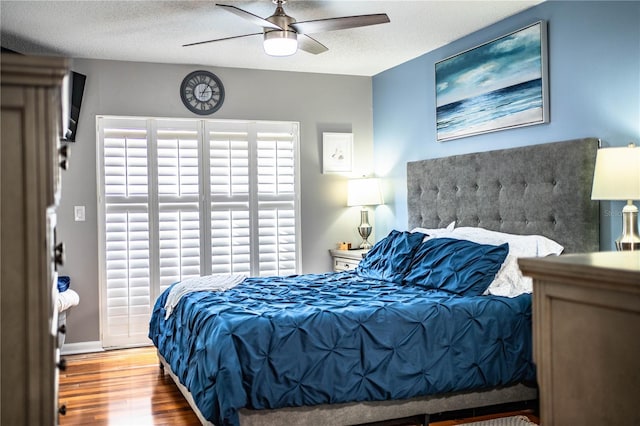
<box><xmin>183</xmin><ymin>0</ymin><xmax>390</xmax><ymax>56</ymax></box>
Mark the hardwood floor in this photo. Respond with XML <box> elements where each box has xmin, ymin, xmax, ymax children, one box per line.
<box><xmin>59</xmin><ymin>347</ymin><xmax>538</xmax><ymax>425</ymax></box>
<box><xmin>59</xmin><ymin>347</ymin><xmax>200</xmax><ymax>425</ymax></box>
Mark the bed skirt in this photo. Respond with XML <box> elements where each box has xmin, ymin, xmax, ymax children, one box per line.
<box><xmin>157</xmin><ymin>351</ymin><xmax>537</xmax><ymax>426</ymax></box>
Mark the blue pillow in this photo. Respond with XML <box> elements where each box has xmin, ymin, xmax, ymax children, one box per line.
<box><xmin>58</xmin><ymin>275</ymin><xmax>71</xmax><ymax>292</ymax></box>
<box><xmin>356</xmin><ymin>230</ymin><xmax>425</xmax><ymax>282</ymax></box>
<box><xmin>403</xmin><ymin>238</ymin><xmax>508</xmax><ymax>296</ymax></box>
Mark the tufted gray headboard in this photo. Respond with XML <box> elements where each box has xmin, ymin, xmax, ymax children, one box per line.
<box><xmin>407</xmin><ymin>138</ymin><xmax>600</xmax><ymax>253</ymax></box>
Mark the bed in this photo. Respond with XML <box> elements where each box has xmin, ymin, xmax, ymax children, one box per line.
<box><xmin>149</xmin><ymin>137</ymin><xmax>600</xmax><ymax>426</ymax></box>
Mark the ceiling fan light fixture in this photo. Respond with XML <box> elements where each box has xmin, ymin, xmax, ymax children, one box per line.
<box><xmin>263</xmin><ymin>30</ymin><xmax>298</xmax><ymax>56</ymax></box>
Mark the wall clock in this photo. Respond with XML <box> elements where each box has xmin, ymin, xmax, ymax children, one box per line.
<box><xmin>180</xmin><ymin>70</ymin><xmax>225</xmax><ymax>115</ymax></box>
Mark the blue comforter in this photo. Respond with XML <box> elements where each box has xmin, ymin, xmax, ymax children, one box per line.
<box><xmin>149</xmin><ymin>271</ymin><xmax>534</xmax><ymax>426</ymax></box>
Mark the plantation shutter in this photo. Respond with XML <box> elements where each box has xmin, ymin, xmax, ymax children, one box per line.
<box><xmin>98</xmin><ymin>117</ymin><xmax>300</xmax><ymax>348</ymax></box>
<box><xmin>207</xmin><ymin>122</ymin><xmax>251</xmax><ymax>275</ymax></box>
<box><xmin>155</xmin><ymin>119</ymin><xmax>203</xmax><ymax>294</ymax></box>
<box><xmin>99</xmin><ymin>119</ymin><xmax>152</xmax><ymax>347</ymax></box>
<box><xmin>256</xmin><ymin>127</ymin><xmax>297</xmax><ymax>276</ymax></box>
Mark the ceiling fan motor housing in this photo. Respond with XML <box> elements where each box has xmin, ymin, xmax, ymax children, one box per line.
<box><xmin>263</xmin><ymin>2</ymin><xmax>298</xmax><ymax>56</ymax></box>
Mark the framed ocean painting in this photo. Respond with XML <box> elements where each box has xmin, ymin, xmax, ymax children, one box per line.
<box><xmin>436</xmin><ymin>21</ymin><xmax>548</xmax><ymax>141</ymax></box>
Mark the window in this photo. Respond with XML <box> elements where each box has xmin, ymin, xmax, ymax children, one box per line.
<box><xmin>97</xmin><ymin>117</ymin><xmax>300</xmax><ymax>348</ymax></box>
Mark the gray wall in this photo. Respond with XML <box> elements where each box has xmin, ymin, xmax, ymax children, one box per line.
<box><xmin>58</xmin><ymin>59</ymin><xmax>375</xmax><ymax>345</ymax></box>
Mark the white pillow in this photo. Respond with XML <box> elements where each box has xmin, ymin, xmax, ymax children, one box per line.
<box><xmin>410</xmin><ymin>221</ymin><xmax>455</xmax><ymax>241</ymax></box>
<box><xmin>483</xmin><ymin>254</ymin><xmax>531</xmax><ymax>297</ymax></box>
<box><xmin>450</xmin><ymin>227</ymin><xmax>564</xmax><ymax>257</ymax></box>
<box><xmin>447</xmin><ymin>227</ymin><xmax>564</xmax><ymax>297</ymax></box>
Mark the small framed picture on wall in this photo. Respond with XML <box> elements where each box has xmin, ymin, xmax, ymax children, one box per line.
<box><xmin>322</xmin><ymin>132</ymin><xmax>353</xmax><ymax>173</ymax></box>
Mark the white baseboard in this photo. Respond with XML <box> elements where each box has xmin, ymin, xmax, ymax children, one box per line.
<box><xmin>61</xmin><ymin>341</ymin><xmax>104</xmax><ymax>355</ymax></box>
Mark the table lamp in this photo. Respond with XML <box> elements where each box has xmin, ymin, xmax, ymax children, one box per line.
<box><xmin>347</xmin><ymin>177</ymin><xmax>383</xmax><ymax>249</ymax></box>
<box><xmin>591</xmin><ymin>142</ymin><xmax>640</xmax><ymax>251</ymax></box>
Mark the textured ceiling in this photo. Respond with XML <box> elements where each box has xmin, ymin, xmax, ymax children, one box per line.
<box><xmin>1</xmin><ymin>1</ymin><xmax>542</xmax><ymax>76</ymax></box>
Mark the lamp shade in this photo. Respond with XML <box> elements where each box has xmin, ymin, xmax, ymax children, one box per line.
<box><xmin>347</xmin><ymin>178</ymin><xmax>383</xmax><ymax>207</ymax></box>
<box><xmin>591</xmin><ymin>144</ymin><xmax>640</xmax><ymax>200</ymax></box>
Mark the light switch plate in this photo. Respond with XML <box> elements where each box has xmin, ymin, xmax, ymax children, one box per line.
<box><xmin>74</xmin><ymin>205</ymin><xmax>85</xmax><ymax>222</ymax></box>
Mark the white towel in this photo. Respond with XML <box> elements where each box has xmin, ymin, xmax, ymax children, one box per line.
<box><xmin>164</xmin><ymin>274</ymin><xmax>246</xmax><ymax>319</ymax></box>
<box><xmin>57</xmin><ymin>289</ymin><xmax>80</xmax><ymax>312</ymax></box>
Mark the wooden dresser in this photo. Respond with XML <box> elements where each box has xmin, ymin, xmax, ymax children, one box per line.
<box><xmin>518</xmin><ymin>251</ymin><xmax>640</xmax><ymax>426</ymax></box>
<box><xmin>1</xmin><ymin>54</ymin><xmax>69</xmax><ymax>425</ymax></box>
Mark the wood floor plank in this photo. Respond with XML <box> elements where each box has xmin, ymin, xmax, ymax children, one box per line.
<box><xmin>58</xmin><ymin>346</ymin><xmax>538</xmax><ymax>425</ymax></box>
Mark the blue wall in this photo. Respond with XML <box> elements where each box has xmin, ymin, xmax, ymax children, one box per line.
<box><xmin>372</xmin><ymin>1</ymin><xmax>640</xmax><ymax>251</ymax></box>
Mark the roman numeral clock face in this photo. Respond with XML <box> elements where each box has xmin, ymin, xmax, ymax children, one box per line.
<box><xmin>180</xmin><ymin>70</ymin><xmax>225</xmax><ymax>115</ymax></box>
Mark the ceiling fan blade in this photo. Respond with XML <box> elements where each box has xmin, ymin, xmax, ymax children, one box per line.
<box><xmin>216</xmin><ymin>4</ymin><xmax>282</xmax><ymax>30</ymax></box>
<box><xmin>298</xmin><ymin>35</ymin><xmax>328</xmax><ymax>55</ymax></box>
<box><xmin>290</xmin><ymin>13</ymin><xmax>390</xmax><ymax>35</ymax></box>
<box><xmin>183</xmin><ymin>32</ymin><xmax>262</xmax><ymax>47</ymax></box>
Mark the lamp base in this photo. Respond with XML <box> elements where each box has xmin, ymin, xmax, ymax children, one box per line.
<box><xmin>357</xmin><ymin>209</ymin><xmax>373</xmax><ymax>250</ymax></box>
<box><xmin>359</xmin><ymin>240</ymin><xmax>372</xmax><ymax>250</ymax></box>
<box><xmin>616</xmin><ymin>240</ymin><xmax>640</xmax><ymax>251</ymax></box>
<box><xmin>616</xmin><ymin>201</ymin><xmax>640</xmax><ymax>251</ymax></box>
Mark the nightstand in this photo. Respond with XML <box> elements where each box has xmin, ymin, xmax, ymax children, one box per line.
<box><xmin>329</xmin><ymin>249</ymin><xmax>368</xmax><ymax>272</ymax></box>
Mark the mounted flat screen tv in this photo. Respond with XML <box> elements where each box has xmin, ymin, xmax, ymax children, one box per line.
<box><xmin>61</xmin><ymin>70</ymin><xmax>86</xmax><ymax>142</ymax></box>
